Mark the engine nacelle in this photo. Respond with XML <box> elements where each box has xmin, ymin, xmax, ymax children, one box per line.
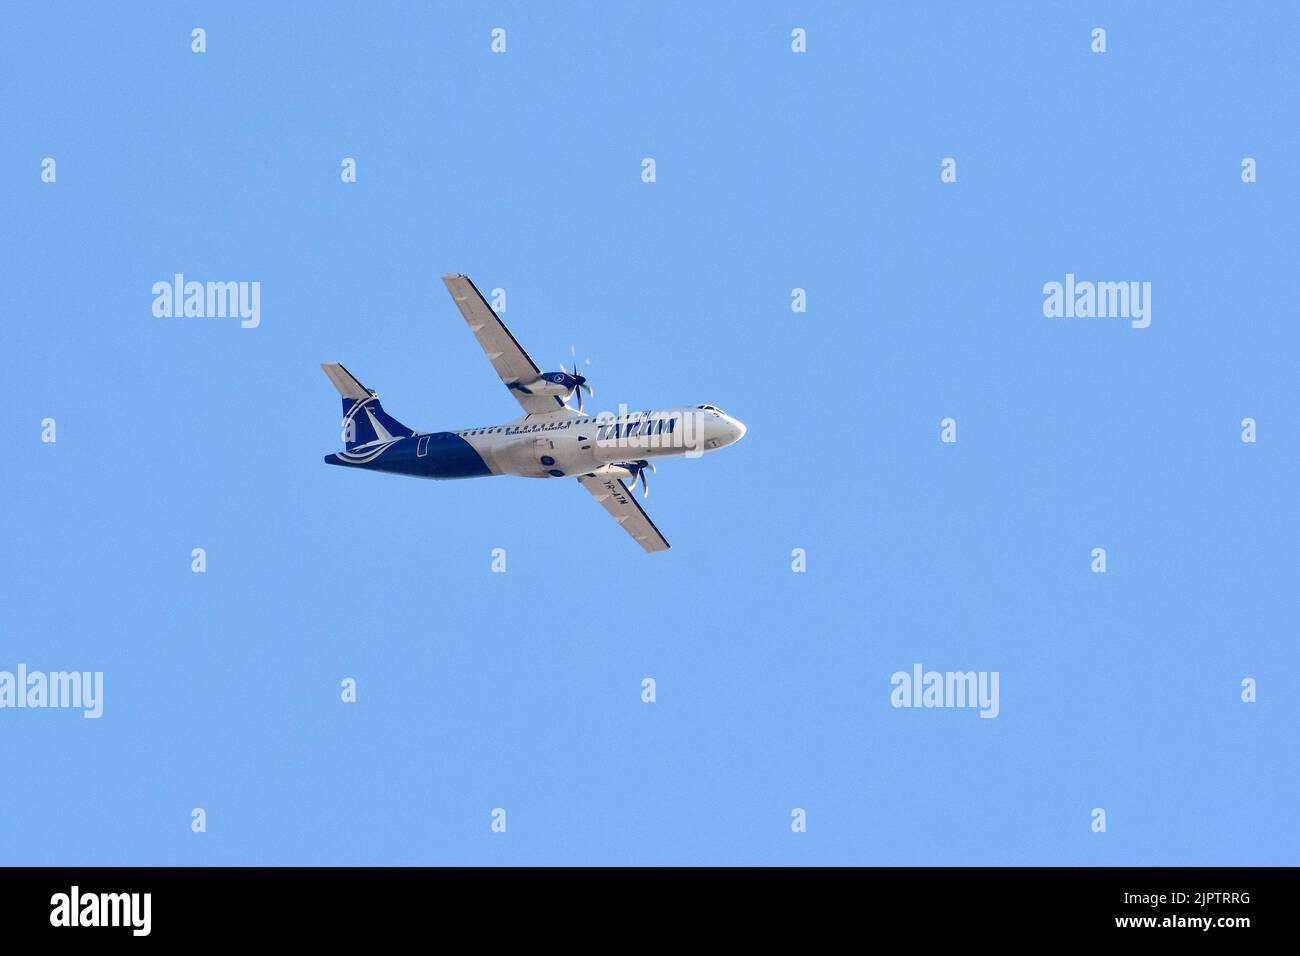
<box><xmin>512</xmin><ymin>371</ymin><xmax>580</xmax><ymax>398</ymax></box>
<box><xmin>587</xmin><ymin>460</ymin><xmax>651</xmax><ymax>481</ymax></box>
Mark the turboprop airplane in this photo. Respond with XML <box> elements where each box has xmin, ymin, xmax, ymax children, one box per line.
<box><xmin>320</xmin><ymin>274</ymin><xmax>746</xmax><ymax>551</ymax></box>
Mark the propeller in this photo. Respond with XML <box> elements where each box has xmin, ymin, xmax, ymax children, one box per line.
<box><xmin>628</xmin><ymin>459</ymin><xmax>655</xmax><ymax>497</ymax></box>
<box><xmin>560</xmin><ymin>345</ymin><xmax>594</xmax><ymax>412</ymax></box>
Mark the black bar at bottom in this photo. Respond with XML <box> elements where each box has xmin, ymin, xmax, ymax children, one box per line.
<box><xmin>0</xmin><ymin>866</ymin><xmax>1284</xmax><ymax>941</ymax></box>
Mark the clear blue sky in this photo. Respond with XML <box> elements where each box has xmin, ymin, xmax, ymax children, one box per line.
<box><xmin>2</xmin><ymin>2</ymin><xmax>1296</xmax><ymax>865</ymax></box>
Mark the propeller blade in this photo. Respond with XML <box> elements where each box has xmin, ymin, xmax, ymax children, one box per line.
<box><xmin>562</xmin><ymin>348</ymin><xmax>593</xmax><ymax>410</ymax></box>
<box><xmin>633</xmin><ymin>462</ymin><xmax>649</xmax><ymax>497</ymax></box>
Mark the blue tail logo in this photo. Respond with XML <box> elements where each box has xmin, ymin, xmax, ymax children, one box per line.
<box><xmin>321</xmin><ymin>363</ymin><xmax>414</xmax><ymax>461</ymax></box>
<box><xmin>340</xmin><ymin>394</ymin><xmax>414</xmax><ymax>450</ymax></box>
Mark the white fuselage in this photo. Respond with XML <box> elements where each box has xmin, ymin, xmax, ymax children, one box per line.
<box><xmin>447</xmin><ymin>404</ymin><xmax>747</xmax><ymax>479</ymax></box>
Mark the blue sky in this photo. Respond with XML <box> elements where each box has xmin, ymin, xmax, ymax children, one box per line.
<box><xmin>2</xmin><ymin>2</ymin><xmax>1296</xmax><ymax>865</ymax></box>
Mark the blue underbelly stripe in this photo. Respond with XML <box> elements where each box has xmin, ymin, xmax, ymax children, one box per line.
<box><xmin>324</xmin><ymin>433</ymin><xmax>491</xmax><ymax>479</ymax></box>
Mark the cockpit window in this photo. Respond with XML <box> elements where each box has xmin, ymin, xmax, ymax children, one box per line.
<box><xmin>696</xmin><ymin>404</ymin><xmax>724</xmax><ymax>414</ymax></box>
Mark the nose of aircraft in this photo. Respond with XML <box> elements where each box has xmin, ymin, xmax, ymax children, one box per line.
<box><xmin>727</xmin><ymin>416</ymin><xmax>747</xmax><ymax>444</ymax></box>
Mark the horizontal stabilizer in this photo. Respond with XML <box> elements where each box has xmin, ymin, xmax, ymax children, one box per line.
<box><xmin>321</xmin><ymin>362</ymin><xmax>371</xmax><ymax>400</ymax></box>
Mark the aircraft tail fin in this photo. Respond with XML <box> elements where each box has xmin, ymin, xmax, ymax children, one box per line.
<box><xmin>321</xmin><ymin>363</ymin><xmax>416</xmax><ymax>451</ymax></box>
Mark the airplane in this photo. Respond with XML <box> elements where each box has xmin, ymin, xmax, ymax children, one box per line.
<box><xmin>319</xmin><ymin>274</ymin><xmax>747</xmax><ymax>551</ymax></box>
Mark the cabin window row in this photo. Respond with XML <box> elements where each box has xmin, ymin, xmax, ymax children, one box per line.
<box><xmin>454</xmin><ymin>416</ymin><xmax>679</xmax><ymax>439</ymax></box>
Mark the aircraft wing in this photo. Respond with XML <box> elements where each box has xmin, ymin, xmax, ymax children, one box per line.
<box><xmin>441</xmin><ymin>274</ymin><xmax>565</xmax><ymax>415</ymax></box>
<box><xmin>577</xmin><ymin>474</ymin><xmax>671</xmax><ymax>553</ymax></box>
